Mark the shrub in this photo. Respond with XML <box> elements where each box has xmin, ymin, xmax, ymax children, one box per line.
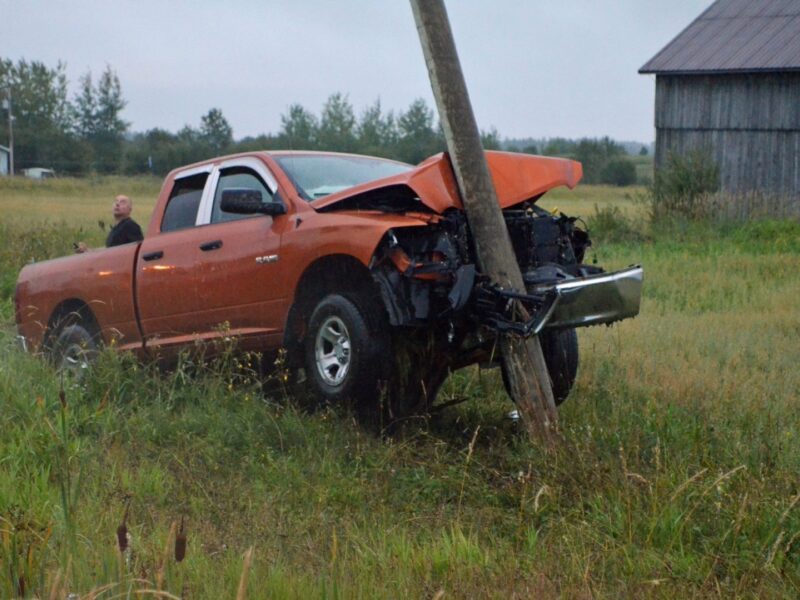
<box><xmin>572</xmin><ymin>137</ymin><xmax>626</xmax><ymax>184</ymax></box>
<box><xmin>652</xmin><ymin>149</ymin><xmax>720</xmax><ymax>219</ymax></box>
<box><xmin>600</xmin><ymin>158</ymin><xmax>637</xmax><ymax>186</ymax></box>
<box><xmin>586</xmin><ymin>203</ymin><xmax>646</xmax><ymax>244</ymax></box>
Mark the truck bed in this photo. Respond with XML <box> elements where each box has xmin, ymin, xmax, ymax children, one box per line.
<box><xmin>15</xmin><ymin>243</ymin><xmax>142</xmax><ymax>352</ymax></box>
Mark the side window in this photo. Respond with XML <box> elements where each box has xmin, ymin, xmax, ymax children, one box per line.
<box><xmin>161</xmin><ymin>173</ymin><xmax>208</xmax><ymax>232</ymax></box>
<box><xmin>211</xmin><ymin>167</ymin><xmax>274</xmax><ymax>224</ymax></box>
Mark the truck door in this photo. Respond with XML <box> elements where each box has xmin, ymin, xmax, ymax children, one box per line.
<box><xmin>191</xmin><ymin>159</ymin><xmax>288</xmax><ymax>350</ymax></box>
<box><xmin>135</xmin><ymin>169</ymin><xmax>210</xmax><ymax>350</ymax></box>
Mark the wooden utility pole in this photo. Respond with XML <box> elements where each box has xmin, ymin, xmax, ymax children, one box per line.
<box><xmin>410</xmin><ymin>0</ymin><xmax>559</xmax><ymax>444</ymax></box>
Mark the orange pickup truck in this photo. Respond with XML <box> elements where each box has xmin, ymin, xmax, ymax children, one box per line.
<box><xmin>15</xmin><ymin>150</ymin><xmax>642</xmax><ymax>419</ymax></box>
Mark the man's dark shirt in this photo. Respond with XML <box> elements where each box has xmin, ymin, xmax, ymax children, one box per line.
<box><xmin>106</xmin><ymin>217</ymin><xmax>144</xmax><ymax>247</ymax></box>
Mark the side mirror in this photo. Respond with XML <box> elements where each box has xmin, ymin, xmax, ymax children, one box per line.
<box><xmin>220</xmin><ymin>188</ymin><xmax>286</xmax><ymax>216</ymax></box>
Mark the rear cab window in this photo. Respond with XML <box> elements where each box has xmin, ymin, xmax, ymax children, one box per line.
<box><xmin>161</xmin><ymin>172</ymin><xmax>208</xmax><ymax>232</ymax></box>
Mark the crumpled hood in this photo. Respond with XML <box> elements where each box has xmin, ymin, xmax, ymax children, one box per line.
<box><xmin>312</xmin><ymin>151</ymin><xmax>583</xmax><ymax>214</ymax></box>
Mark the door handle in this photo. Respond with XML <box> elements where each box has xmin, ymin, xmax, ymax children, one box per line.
<box><xmin>142</xmin><ymin>250</ymin><xmax>164</xmax><ymax>261</ymax></box>
<box><xmin>200</xmin><ymin>240</ymin><xmax>223</xmax><ymax>252</ymax></box>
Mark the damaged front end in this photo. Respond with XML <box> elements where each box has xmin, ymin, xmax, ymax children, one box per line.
<box><xmin>370</xmin><ymin>203</ymin><xmax>643</xmax><ymax>343</ymax></box>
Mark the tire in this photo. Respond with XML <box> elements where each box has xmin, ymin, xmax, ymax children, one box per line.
<box><xmin>50</xmin><ymin>324</ymin><xmax>99</xmax><ymax>379</ymax></box>
<box><xmin>501</xmin><ymin>328</ymin><xmax>579</xmax><ymax>406</ymax></box>
<box><xmin>540</xmin><ymin>327</ymin><xmax>579</xmax><ymax>404</ymax></box>
<box><xmin>303</xmin><ymin>293</ymin><xmax>390</xmax><ymax>411</ymax></box>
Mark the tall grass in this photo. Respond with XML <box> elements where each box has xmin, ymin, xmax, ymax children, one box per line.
<box><xmin>0</xmin><ymin>221</ymin><xmax>88</xmax><ymax>299</ymax></box>
<box><xmin>0</xmin><ymin>175</ymin><xmax>161</xmax><ymax>227</ymax></box>
<box><xmin>1</xmin><ymin>180</ymin><xmax>799</xmax><ymax>596</ymax></box>
<box><xmin>650</xmin><ymin>148</ymin><xmax>799</xmax><ymax>222</ymax></box>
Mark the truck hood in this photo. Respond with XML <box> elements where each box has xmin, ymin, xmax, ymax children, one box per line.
<box><xmin>312</xmin><ymin>151</ymin><xmax>582</xmax><ymax>214</ymax></box>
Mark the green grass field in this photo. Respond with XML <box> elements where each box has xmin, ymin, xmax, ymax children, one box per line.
<box><xmin>1</xmin><ymin>177</ymin><xmax>799</xmax><ymax>598</ymax></box>
<box><xmin>0</xmin><ymin>175</ymin><xmax>646</xmax><ymax>221</ymax></box>
<box><xmin>0</xmin><ymin>175</ymin><xmax>162</xmax><ymax>233</ymax></box>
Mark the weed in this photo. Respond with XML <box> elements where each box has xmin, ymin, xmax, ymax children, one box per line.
<box><xmin>174</xmin><ymin>517</ymin><xmax>186</xmax><ymax>563</ymax></box>
<box><xmin>652</xmin><ymin>148</ymin><xmax>720</xmax><ymax>220</ymax></box>
<box><xmin>587</xmin><ymin>202</ymin><xmax>647</xmax><ymax>244</ymax></box>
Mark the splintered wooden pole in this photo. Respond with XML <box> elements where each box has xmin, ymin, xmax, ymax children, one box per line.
<box><xmin>410</xmin><ymin>0</ymin><xmax>559</xmax><ymax>444</ymax></box>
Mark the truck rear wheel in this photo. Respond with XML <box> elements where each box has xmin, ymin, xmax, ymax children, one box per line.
<box><xmin>50</xmin><ymin>324</ymin><xmax>99</xmax><ymax>379</ymax></box>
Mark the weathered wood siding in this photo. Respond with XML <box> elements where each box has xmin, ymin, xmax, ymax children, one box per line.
<box><xmin>654</xmin><ymin>73</ymin><xmax>800</xmax><ymax>197</ymax></box>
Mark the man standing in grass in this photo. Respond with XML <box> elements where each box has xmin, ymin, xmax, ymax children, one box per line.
<box><xmin>75</xmin><ymin>194</ymin><xmax>143</xmax><ymax>253</ymax></box>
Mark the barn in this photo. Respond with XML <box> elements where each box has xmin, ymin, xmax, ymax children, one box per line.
<box><xmin>640</xmin><ymin>0</ymin><xmax>800</xmax><ymax>207</ymax></box>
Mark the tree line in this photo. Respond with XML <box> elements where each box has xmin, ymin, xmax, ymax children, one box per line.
<box><xmin>125</xmin><ymin>93</ymin><xmax>492</xmax><ymax>176</ymax></box>
<box><xmin>0</xmin><ymin>58</ymin><xmax>237</xmax><ymax>175</ymax></box>
<box><xmin>506</xmin><ymin>137</ymin><xmax>640</xmax><ymax>186</ymax></box>
<box><xmin>0</xmin><ymin>57</ymin><xmax>639</xmax><ymax>185</ymax></box>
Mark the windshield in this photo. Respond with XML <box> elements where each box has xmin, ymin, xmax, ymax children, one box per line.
<box><xmin>274</xmin><ymin>154</ymin><xmax>413</xmax><ymax>201</ymax></box>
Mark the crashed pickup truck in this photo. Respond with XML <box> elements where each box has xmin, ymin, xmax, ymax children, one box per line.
<box><xmin>15</xmin><ymin>150</ymin><xmax>642</xmax><ymax>419</ymax></box>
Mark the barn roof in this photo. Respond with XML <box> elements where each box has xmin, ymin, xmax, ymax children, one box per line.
<box><xmin>640</xmin><ymin>0</ymin><xmax>800</xmax><ymax>74</ymax></box>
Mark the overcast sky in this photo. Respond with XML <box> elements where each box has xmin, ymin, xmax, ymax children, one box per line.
<box><xmin>1</xmin><ymin>0</ymin><xmax>711</xmax><ymax>143</ymax></box>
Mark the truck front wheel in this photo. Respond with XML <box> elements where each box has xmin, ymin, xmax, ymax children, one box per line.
<box><xmin>304</xmin><ymin>294</ymin><xmax>390</xmax><ymax>412</ymax></box>
<box><xmin>541</xmin><ymin>327</ymin><xmax>579</xmax><ymax>404</ymax></box>
<box><xmin>501</xmin><ymin>328</ymin><xmax>579</xmax><ymax>406</ymax></box>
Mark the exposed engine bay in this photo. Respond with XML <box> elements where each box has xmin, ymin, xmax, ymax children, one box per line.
<box><xmin>370</xmin><ymin>202</ymin><xmax>610</xmax><ymax>333</ymax></box>
<box><xmin>367</xmin><ymin>200</ymin><xmax>642</xmax><ymax>405</ymax></box>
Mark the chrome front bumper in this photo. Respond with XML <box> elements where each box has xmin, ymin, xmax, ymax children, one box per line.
<box><xmin>540</xmin><ymin>265</ymin><xmax>643</xmax><ymax>329</ymax></box>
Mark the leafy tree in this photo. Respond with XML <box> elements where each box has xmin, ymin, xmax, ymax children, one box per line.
<box><xmin>542</xmin><ymin>137</ymin><xmax>576</xmax><ymax>156</ymax></box>
<box><xmin>522</xmin><ymin>144</ymin><xmax>539</xmax><ymax>155</ymax></box>
<box><xmin>73</xmin><ymin>65</ymin><xmax>128</xmax><ymax>173</ymax></box>
<box><xmin>200</xmin><ymin>108</ymin><xmax>233</xmax><ymax>154</ymax></box>
<box><xmin>480</xmin><ymin>127</ymin><xmax>501</xmax><ymax>150</ymax></box>
<box><xmin>573</xmin><ymin>137</ymin><xmax>626</xmax><ymax>184</ymax></box>
<box><xmin>174</xmin><ymin>125</ymin><xmax>211</xmax><ymax>165</ymax></box>
<box><xmin>396</xmin><ymin>98</ymin><xmax>443</xmax><ymax>164</ymax></box>
<box><xmin>639</xmin><ymin>145</ymin><xmax>649</xmax><ymax>156</ymax></box>
<box><xmin>73</xmin><ymin>72</ymin><xmax>96</xmax><ymax>139</ymax></box>
<box><xmin>357</xmin><ymin>99</ymin><xmax>397</xmax><ymax>157</ymax></box>
<box><xmin>279</xmin><ymin>103</ymin><xmax>318</xmax><ymax>149</ymax></box>
<box><xmin>0</xmin><ymin>58</ymin><xmax>80</xmax><ymax>173</ymax></box>
<box><xmin>600</xmin><ymin>158</ymin><xmax>637</xmax><ymax>186</ymax></box>
<box><xmin>94</xmin><ymin>66</ymin><xmax>128</xmax><ymax>172</ymax></box>
<box><xmin>398</xmin><ymin>98</ymin><xmax>433</xmax><ymax>140</ymax></box>
<box><xmin>95</xmin><ymin>67</ymin><xmax>127</xmax><ymax>135</ymax></box>
<box><xmin>125</xmin><ymin>111</ymin><xmax>235</xmax><ymax>176</ymax></box>
<box><xmin>124</xmin><ymin>123</ymin><xmax>217</xmax><ymax>176</ymax></box>
<box><xmin>235</xmin><ymin>133</ymin><xmax>282</xmax><ymax>153</ymax></box>
<box><xmin>123</xmin><ymin>128</ymin><xmax>180</xmax><ymax>175</ymax></box>
<box><xmin>317</xmin><ymin>93</ymin><xmax>357</xmax><ymax>152</ymax></box>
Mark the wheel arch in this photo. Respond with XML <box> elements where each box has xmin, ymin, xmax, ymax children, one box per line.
<box><xmin>282</xmin><ymin>254</ymin><xmax>387</xmax><ymax>367</ymax></box>
<box><xmin>44</xmin><ymin>298</ymin><xmax>102</xmax><ymax>351</ymax></box>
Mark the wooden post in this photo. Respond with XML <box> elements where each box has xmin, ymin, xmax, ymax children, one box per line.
<box><xmin>410</xmin><ymin>0</ymin><xmax>558</xmax><ymax>444</ymax></box>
